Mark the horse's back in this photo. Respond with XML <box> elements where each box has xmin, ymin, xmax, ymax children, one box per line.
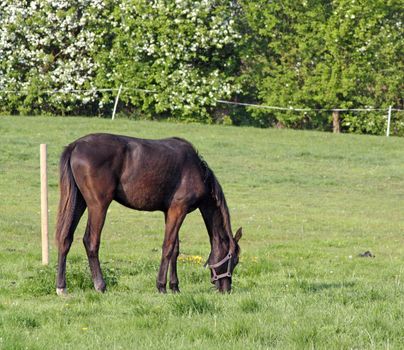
<box><xmin>71</xmin><ymin>133</ymin><xmax>127</xmax><ymax>169</ymax></box>
<box><xmin>70</xmin><ymin>133</ymin><xmax>196</xmax><ymax>170</ymax></box>
<box><xmin>119</xmin><ymin>135</ymin><xmax>206</xmax><ymax>211</ymax></box>
<box><xmin>68</xmin><ymin>133</ymin><xmax>206</xmax><ymax>211</ymax></box>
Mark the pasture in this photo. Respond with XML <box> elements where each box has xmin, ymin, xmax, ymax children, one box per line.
<box><xmin>0</xmin><ymin>116</ymin><xmax>403</xmax><ymax>349</ymax></box>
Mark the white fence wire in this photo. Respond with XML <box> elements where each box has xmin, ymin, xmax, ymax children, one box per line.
<box><xmin>1</xmin><ymin>86</ymin><xmax>403</xmax><ymax>136</ymax></box>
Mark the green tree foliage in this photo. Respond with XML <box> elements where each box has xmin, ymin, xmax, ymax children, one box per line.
<box><xmin>0</xmin><ymin>0</ymin><xmax>402</xmax><ymax>134</ymax></box>
<box><xmin>94</xmin><ymin>0</ymin><xmax>242</xmax><ymax>121</ymax></box>
<box><xmin>0</xmin><ymin>0</ymin><xmax>242</xmax><ymax>120</ymax></box>
<box><xmin>239</xmin><ymin>0</ymin><xmax>403</xmax><ymax>133</ymax></box>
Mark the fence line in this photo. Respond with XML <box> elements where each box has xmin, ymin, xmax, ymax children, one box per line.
<box><xmin>1</xmin><ymin>86</ymin><xmax>403</xmax><ymax>114</ymax></box>
<box><xmin>1</xmin><ymin>87</ymin><xmax>157</xmax><ymax>94</ymax></box>
<box><xmin>215</xmin><ymin>99</ymin><xmax>403</xmax><ymax>113</ymax></box>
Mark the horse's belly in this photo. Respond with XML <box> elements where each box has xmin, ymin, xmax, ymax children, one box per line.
<box><xmin>114</xmin><ymin>180</ymin><xmax>172</xmax><ymax>211</ymax></box>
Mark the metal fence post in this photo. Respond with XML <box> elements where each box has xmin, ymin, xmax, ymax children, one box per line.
<box><xmin>386</xmin><ymin>105</ymin><xmax>392</xmax><ymax>137</ymax></box>
<box><xmin>112</xmin><ymin>84</ymin><xmax>123</xmax><ymax>120</ymax></box>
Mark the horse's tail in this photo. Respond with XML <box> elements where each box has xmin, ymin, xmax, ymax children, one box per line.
<box><xmin>55</xmin><ymin>143</ymin><xmax>81</xmax><ymax>245</ymax></box>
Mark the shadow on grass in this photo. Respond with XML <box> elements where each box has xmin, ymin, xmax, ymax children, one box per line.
<box><xmin>238</xmin><ymin>297</ymin><xmax>261</xmax><ymax>313</ymax></box>
<box><xmin>298</xmin><ymin>280</ymin><xmax>356</xmax><ymax>293</ymax></box>
<box><xmin>19</xmin><ymin>261</ymin><xmax>121</xmax><ymax>296</ymax></box>
<box><xmin>169</xmin><ymin>294</ymin><xmax>220</xmax><ymax>316</ymax></box>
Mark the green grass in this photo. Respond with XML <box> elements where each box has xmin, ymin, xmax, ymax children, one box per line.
<box><xmin>0</xmin><ymin>115</ymin><xmax>403</xmax><ymax>349</ymax></box>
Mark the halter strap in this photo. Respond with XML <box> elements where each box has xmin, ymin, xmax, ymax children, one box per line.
<box><xmin>207</xmin><ymin>253</ymin><xmax>232</xmax><ymax>282</ymax></box>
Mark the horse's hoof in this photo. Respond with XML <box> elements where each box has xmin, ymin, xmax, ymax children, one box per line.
<box><xmin>94</xmin><ymin>282</ymin><xmax>106</xmax><ymax>293</ymax></box>
<box><xmin>56</xmin><ymin>288</ymin><xmax>67</xmax><ymax>296</ymax></box>
<box><xmin>156</xmin><ymin>281</ymin><xmax>167</xmax><ymax>294</ymax></box>
<box><xmin>169</xmin><ymin>283</ymin><xmax>180</xmax><ymax>293</ymax></box>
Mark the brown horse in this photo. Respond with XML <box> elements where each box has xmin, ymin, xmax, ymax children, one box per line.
<box><xmin>55</xmin><ymin>133</ymin><xmax>242</xmax><ymax>294</ymax></box>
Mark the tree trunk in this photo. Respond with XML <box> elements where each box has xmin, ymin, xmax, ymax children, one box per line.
<box><xmin>332</xmin><ymin>110</ymin><xmax>340</xmax><ymax>133</ymax></box>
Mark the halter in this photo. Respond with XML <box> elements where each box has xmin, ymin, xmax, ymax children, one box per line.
<box><xmin>206</xmin><ymin>253</ymin><xmax>232</xmax><ymax>282</ymax></box>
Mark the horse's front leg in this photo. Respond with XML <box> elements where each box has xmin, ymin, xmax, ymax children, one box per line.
<box><xmin>169</xmin><ymin>237</ymin><xmax>180</xmax><ymax>293</ymax></box>
<box><xmin>157</xmin><ymin>208</ymin><xmax>185</xmax><ymax>293</ymax></box>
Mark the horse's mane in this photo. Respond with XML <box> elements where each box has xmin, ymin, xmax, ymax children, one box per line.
<box><xmin>172</xmin><ymin>138</ymin><xmax>234</xmax><ymax>245</ymax></box>
<box><xmin>198</xmin><ymin>154</ymin><xmax>233</xmax><ymax>245</ymax></box>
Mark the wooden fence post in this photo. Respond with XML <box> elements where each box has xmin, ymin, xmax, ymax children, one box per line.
<box><xmin>332</xmin><ymin>110</ymin><xmax>340</xmax><ymax>133</ymax></box>
<box><xmin>40</xmin><ymin>144</ymin><xmax>49</xmax><ymax>265</ymax></box>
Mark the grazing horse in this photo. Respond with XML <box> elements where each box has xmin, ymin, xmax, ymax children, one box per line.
<box><xmin>55</xmin><ymin>133</ymin><xmax>242</xmax><ymax>294</ymax></box>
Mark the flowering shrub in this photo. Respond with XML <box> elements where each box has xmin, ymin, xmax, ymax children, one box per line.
<box><xmin>0</xmin><ymin>0</ymin><xmax>104</xmax><ymax>114</ymax></box>
<box><xmin>0</xmin><ymin>0</ymin><xmax>241</xmax><ymax>119</ymax></box>
<box><xmin>94</xmin><ymin>0</ymin><xmax>242</xmax><ymax>121</ymax></box>
<box><xmin>0</xmin><ymin>1</ymin><xmax>401</xmax><ymax>134</ymax></box>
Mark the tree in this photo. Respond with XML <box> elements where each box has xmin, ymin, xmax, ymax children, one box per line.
<box><xmin>0</xmin><ymin>0</ymin><xmax>402</xmax><ymax>135</ymax></box>
<box><xmin>94</xmin><ymin>0</ymin><xmax>243</xmax><ymax>121</ymax></box>
<box><xmin>0</xmin><ymin>0</ymin><xmax>104</xmax><ymax>114</ymax></box>
<box><xmin>238</xmin><ymin>0</ymin><xmax>403</xmax><ymax>134</ymax></box>
<box><xmin>0</xmin><ymin>0</ymin><xmax>242</xmax><ymax>120</ymax></box>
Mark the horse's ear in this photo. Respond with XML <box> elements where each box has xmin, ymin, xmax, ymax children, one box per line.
<box><xmin>234</xmin><ymin>227</ymin><xmax>242</xmax><ymax>242</ymax></box>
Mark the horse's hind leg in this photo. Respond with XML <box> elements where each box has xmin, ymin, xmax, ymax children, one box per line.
<box><xmin>169</xmin><ymin>236</ymin><xmax>180</xmax><ymax>293</ymax></box>
<box><xmin>83</xmin><ymin>204</ymin><xmax>110</xmax><ymax>292</ymax></box>
<box><xmin>56</xmin><ymin>195</ymin><xmax>86</xmax><ymax>295</ymax></box>
<box><xmin>157</xmin><ymin>207</ymin><xmax>186</xmax><ymax>293</ymax></box>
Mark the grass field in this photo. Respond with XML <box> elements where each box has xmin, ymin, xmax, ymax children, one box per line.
<box><xmin>0</xmin><ymin>115</ymin><xmax>403</xmax><ymax>349</ymax></box>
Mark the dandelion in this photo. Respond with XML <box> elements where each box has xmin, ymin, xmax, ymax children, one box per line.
<box><xmin>178</xmin><ymin>254</ymin><xmax>203</xmax><ymax>264</ymax></box>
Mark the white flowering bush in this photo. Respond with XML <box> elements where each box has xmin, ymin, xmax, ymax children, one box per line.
<box><xmin>0</xmin><ymin>0</ymin><xmax>242</xmax><ymax>119</ymax></box>
<box><xmin>1</xmin><ymin>0</ymin><xmax>401</xmax><ymax>133</ymax></box>
<box><xmin>95</xmin><ymin>0</ymin><xmax>242</xmax><ymax>121</ymax></box>
<box><xmin>0</xmin><ymin>0</ymin><xmax>105</xmax><ymax>114</ymax></box>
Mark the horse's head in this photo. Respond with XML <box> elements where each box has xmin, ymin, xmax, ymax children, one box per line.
<box><xmin>208</xmin><ymin>227</ymin><xmax>242</xmax><ymax>293</ymax></box>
